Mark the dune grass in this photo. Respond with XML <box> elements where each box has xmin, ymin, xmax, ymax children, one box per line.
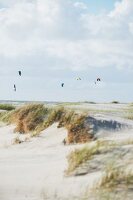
<box><xmin>66</xmin><ymin>141</ymin><xmax>111</xmax><ymax>174</ymax></box>
<box><xmin>0</xmin><ymin>103</ymin><xmax>93</xmax><ymax>144</ymax></box>
<box><xmin>0</xmin><ymin>111</ymin><xmax>14</xmax><ymax>123</ymax></box>
<box><xmin>66</xmin><ymin>114</ymin><xmax>93</xmax><ymax>144</ymax></box>
<box><xmin>81</xmin><ymin>149</ymin><xmax>133</xmax><ymax>200</ymax></box>
<box><xmin>124</xmin><ymin>104</ymin><xmax>133</xmax><ymax>120</ymax></box>
<box><xmin>126</xmin><ymin>111</ymin><xmax>133</xmax><ymax>120</ymax></box>
<box><xmin>100</xmin><ymin>168</ymin><xmax>133</xmax><ymax>189</ymax></box>
<box><xmin>91</xmin><ymin>166</ymin><xmax>133</xmax><ymax>200</ymax></box>
<box><xmin>0</xmin><ymin>104</ymin><xmax>15</xmax><ymax>111</ymax></box>
<box><xmin>35</xmin><ymin>106</ymin><xmax>93</xmax><ymax>143</ymax></box>
<box><xmin>10</xmin><ymin>104</ymin><xmax>49</xmax><ymax>133</ymax></box>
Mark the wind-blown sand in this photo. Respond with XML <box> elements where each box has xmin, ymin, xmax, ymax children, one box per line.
<box><xmin>0</xmin><ymin>112</ymin><xmax>133</xmax><ymax>200</ymax></box>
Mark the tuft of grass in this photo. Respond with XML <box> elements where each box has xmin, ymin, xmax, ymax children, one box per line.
<box><xmin>0</xmin><ymin>104</ymin><xmax>15</xmax><ymax>111</ymax></box>
<box><xmin>0</xmin><ymin>111</ymin><xmax>14</xmax><ymax>123</ymax></box>
<box><xmin>35</xmin><ymin>107</ymin><xmax>93</xmax><ymax>144</ymax></box>
<box><xmin>66</xmin><ymin>141</ymin><xmax>107</xmax><ymax>174</ymax></box>
<box><xmin>89</xmin><ymin>161</ymin><xmax>133</xmax><ymax>200</ymax></box>
<box><xmin>66</xmin><ymin>115</ymin><xmax>93</xmax><ymax>144</ymax></box>
<box><xmin>124</xmin><ymin>105</ymin><xmax>133</xmax><ymax>120</ymax></box>
<box><xmin>10</xmin><ymin>104</ymin><xmax>49</xmax><ymax>133</ymax></box>
<box><xmin>99</xmin><ymin>163</ymin><xmax>133</xmax><ymax>190</ymax></box>
<box><xmin>34</xmin><ymin>106</ymin><xmax>67</xmax><ymax>134</ymax></box>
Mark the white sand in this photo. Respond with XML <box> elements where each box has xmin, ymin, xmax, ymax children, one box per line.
<box><xmin>0</xmin><ymin>123</ymin><xmax>102</xmax><ymax>200</ymax></box>
<box><xmin>0</xmin><ymin>108</ymin><xmax>133</xmax><ymax>200</ymax></box>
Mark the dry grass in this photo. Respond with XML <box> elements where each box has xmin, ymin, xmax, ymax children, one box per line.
<box><xmin>88</xmin><ymin>160</ymin><xmax>133</xmax><ymax>200</ymax></box>
<box><xmin>125</xmin><ymin>105</ymin><xmax>133</xmax><ymax>120</ymax></box>
<box><xmin>0</xmin><ymin>111</ymin><xmax>14</xmax><ymax>123</ymax></box>
<box><xmin>0</xmin><ymin>103</ymin><xmax>94</xmax><ymax>144</ymax></box>
<box><xmin>66</xmin><ymin>141</ymin><xmax>109</xmax><ymax>174</ymax></box>
<box><xmin>92</xmin><ymin>169</ymin><xmax>133</xmax><ymax>200</ymax></box>
<box><xmin>100</xmin><ymin>168</ymin><xmax>133</xmax><ymax>189</ymax></box>
<box><xmin>118</xmin><ymin>139</ymin><xmax>133</xmax><ymax>146</ymax></box>
<box><xmin>10</xmin><ymin>104</ymin><xmax>49</xmax><ymax>133</ymax></box>
<box><xmin>34</xmin><ymin>106</ymin><xmax>71</xmax><ymax>134</ymax></box>
<box><xmin>66</xmin><ymin>115</ymin><xmax>93</xmax><ymax>144</ymax></box>
<box><xmin>34</xmin><ymin>106</ymin><xmax>93</xmax><ymax>144</ymax></box>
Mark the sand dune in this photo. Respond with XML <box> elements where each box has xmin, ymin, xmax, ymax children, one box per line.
<box><xmin>0</xmin><ymin>116</ymin><xmax>133</xmax><ymax>200</ymax></box>
<box><xmin>0</xmin><ymin>123</ymin><xmax>102</xmax><ymax>200</ymax></box>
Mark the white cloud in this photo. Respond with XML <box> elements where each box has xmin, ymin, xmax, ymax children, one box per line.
<box><xmin>73</xmin><ymin>2</ymin><xmax>88</xmax><ymax>10</ymax></box>
<box><xmin>109</xmin><ymin>0</ymin><xmax>133</xmax><ymax>18</ymax></box>
<box><xmin>0</xmin><ymin>0</ymin><xmax>133</xmax><ymax>74</ymax></box>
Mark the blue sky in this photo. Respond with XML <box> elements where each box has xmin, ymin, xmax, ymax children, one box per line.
<box><xmin>81</xmin><ymin>0</ymin><xmax>120</xmax><ymax>13</ymax></box>
<box><xmin>0</xmin><ymin>0</ymin><xmax>133</xmax><ymax>102</ymax></box>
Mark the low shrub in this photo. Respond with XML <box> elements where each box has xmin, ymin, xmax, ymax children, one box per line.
<box><xmin>0</xmin><ymin>104</ymin><xmax>15</xmax><ymax>111</ymax></box>
<box><xmin>111</xmin><ymin>101</ymin><xmax>119</xmax><ymax>104</ymax></box>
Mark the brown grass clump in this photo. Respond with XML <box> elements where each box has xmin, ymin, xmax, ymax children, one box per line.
<box><xmin>42</xmin><ymin>107</ymin><xmax>93</xmax><ymax>144</ymax></box>
<box><xmin>34</xmin><ymin>107</ymin><xmax>67</xmax><ymax>133</ymax></box>
<box><xmin>66</xmin><ymin>115</ymin><xmax>93</xmax><ymax>144</ymax></box>
<box><xmin>45</xmin><ymin>107</ymin><xmax>66</xmax><ymax>128</ymax></box>
<box><xmin>100</xmin><ymin>169</ymin><xmax>133</xmax><ymax>189</ymax></box>
<box><xmin>66</xmin><ymin>140</ymin><xmax>116</xmax><ymax>174</ymax></box>
<box><xmin>11</xmin><ymin>104</ymin><xmax>48</xmax><ymax>133</ymax></box>
<box><xmin>67</xmin><ymin>147</ymin><xmax>92</xmax><ymax>174</ymax></box>
<box><xmin>91</xmin><ymin>168</ymin><xmax>133</xmax><ymax>200</ymax></box>
<box><xmin>58</xmin><ymin>110</ymin><xmax>75</xmax><ymax>128</ymax></box>
<box><xmin>0</xmin><ymin>103</ymin><xmax>94</xmax><ymax>144</ymax></box>
<box><xmin>33</xmin><ymin>106</ymin><xmax>93</xmax><ymax>143</ymax></box>
<box><xmin>86</xmin><ymin>159</ymin><xmax>133</xmax><ymax>200</ymax></box>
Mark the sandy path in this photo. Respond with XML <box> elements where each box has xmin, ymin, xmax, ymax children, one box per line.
<box><xmin>0</xmin><ymin>123</ymin><xmax>101</xmax><ymax>200</ymax></box>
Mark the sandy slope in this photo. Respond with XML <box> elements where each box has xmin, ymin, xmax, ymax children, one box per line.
<box><xmin>0</xmin><ymin>116</ymin><xmax>133</xmax><ymax>200</ymax></box>
<box><xmin>0</xmin><ymin>123</ymin><xmax>102</xmax><ymax>200</ymax></box>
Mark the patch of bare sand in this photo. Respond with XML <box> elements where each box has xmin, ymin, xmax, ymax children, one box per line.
<box><xmin>0</xmin><ymin>123</ymin><xmax>101</xmax><ymax>200</ymax></box>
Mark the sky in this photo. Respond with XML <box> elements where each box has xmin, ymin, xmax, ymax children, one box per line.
<box><xmin>0</xmin><ymin>0</ymin><xmax>133</xmax><ymax>102</ymax></box>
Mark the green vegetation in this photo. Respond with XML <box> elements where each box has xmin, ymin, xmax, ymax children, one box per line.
<box><xmin>0</xmin><ymin>104</ymin><xmax>15</xmax><ymax>111</ymax></box>
<box><xmin>111</xmin><ymin>101</ymin><xmax>119</xmax><ymax>104</ymax></box>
